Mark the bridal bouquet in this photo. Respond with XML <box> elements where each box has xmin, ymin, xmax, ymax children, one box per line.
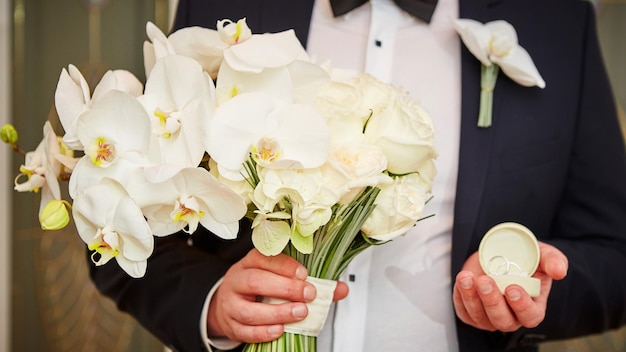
<box><xmin>2</xmin><ymin>18</ymin><xmax>437</xmax><ymax>351</ymax></box>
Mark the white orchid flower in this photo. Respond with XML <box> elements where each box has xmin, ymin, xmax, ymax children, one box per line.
<box><xmin>143</xmin><ymin>22</ymin><xmax>178</xmax><ymax>78</ymax></box>
<box><xmin>143</xmin><ymin>21</ymin><xmax>226</xmax><ymax>79</ymax></box>
<box><xmin>92</xmin><ymin>69</ymin><xmax>144</xmax><ymax>101</ymax></box>
<box><xmin>72</xmin><ymin>178</ymin><xmax>154</xmax><ymax>278</ymax></box>
<box><xmin>454</xmin><ymin>19</ymin><xmax>545</xmax><ymax>127</ymax></box>
<box><xmin>223</xmin><ymin>29</ymin><xmax>308</xmax><ymax>74</ymax></box>
<box><xmin>139</xmin><ymin>55</ymin><xmax>215</xmax><ymax>168</ymax></box>
<box><xmin>54</xmin><ymin>64</ymin><xmax>91</xmax><ymax>149</ymax></box>
<box><xmin>207</xmin><ymin>92</ymin><xmax>330</xmax><ymax>180</ymax></box>
<box><xmin>215</xmin><ymin>57</ymin><xmax>330</xmax><ymax>106</ymax></box>
<box><xmin>168</xmin><ymin>26</ymin><xmax>227</xmax><ymax>79</ymax></box>
<box><xmin>55</xmin><ymin>64</ymin><xmax>144</xmax><ymax>149</ymax></box>
<box><xmin>68</xmin><ymin>90</ymin><xmax>152</xmax><ymax>199</ymax></box>
<box><xmin>135</xmin><ymin>167</ymin><xmax>246</xmax><ymax>239</ymax></box>
<box><xmin>14</xmin><ymin>121</ymin><xmax>63</xmax><ymax>216</ymax></box>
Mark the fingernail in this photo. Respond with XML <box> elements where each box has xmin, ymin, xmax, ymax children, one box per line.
<box><xmin>295</xmin><ymin>266</ymin><xmax>308</xmax><ymax>280</ymax></box>
<box><xmin>292</xmin><ymin>304</ymin><xmax>307</xmax><ymax>318</ymax></box>
<box><xmin>507</xmin><ymin>289</ymin><xmax>521</xmax><ymax>301</ymax></box>
<box><xmin>477</xmin><ymin>282</ymin><xmax>493</xmax><ymax>294</ymax></box>
<box><xmin>268</xmin><ymin>325</ymin><xmax>282</xmax><ymax>335</ymax></box>
<box><xmin>303</xmin><ymin>284</ymin><xmax>316</xmax><ymax>301</ymax></box>
<box><xmin>460</xmin><ymin>277</ymin><xmax>473</xmax><ymax>289</ymax></box>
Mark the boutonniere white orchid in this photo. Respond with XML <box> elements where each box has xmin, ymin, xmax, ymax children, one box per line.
<box><xmin>454</xmin><ymin>19</ymin><xmax>546</xmax><ymax>128</ymax></box>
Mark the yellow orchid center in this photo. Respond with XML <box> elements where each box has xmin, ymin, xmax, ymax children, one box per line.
<box><xmin>229</xmin><ymin>84</ymin><xmax>240</xmax><ymax>98</ymax></box>
<box><xmin>86</xmin><ymin>137</ymin><xmax>117</xmax><ymax>167</ymax></box>
<box><xmin>88</xmin><ymin>227</ymin><xmax>120</xmax><ymax>266</ymax></box>
<box><xmin>14</xmin><ymin>166</ymin><xmax>45</xmax><ymax>193</ymax></box>
<box><xmin>18</xmin><ymin>165</ymin><xmax>34</xmax><ymax>179</ymax></box>
<box><xmin>233</xmin><ymin>20</ymin><xmax>246</xmax><ymax>43</ymax></box>
<box><xmin>154</xmin><ymin>108</ymin><xmax>182</xmax><ymax>139</ymax></box>
<box><xmin>57</xmin><ymin>136</ymin><xmax>74</xmax><ymax>158</ymax></box>
<box><xmin>170</xmin><ymin>196</ymin><xmax>204</xmax><ymax>234</ymax></box>
<box><xmin>217</xmin><ymin>18</ymin><xmax>252</xmax><ymax>45</ymax></box>
<box><xmin>251</xmin><ymin>137</ymin><xmax>282</xmax><ymax>164</ymax></box>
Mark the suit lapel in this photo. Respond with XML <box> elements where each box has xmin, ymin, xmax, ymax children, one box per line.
<box><xmin>450</xmin><ymin>0</ymin><xmax>503</xmax><ymax>273</ymax></box>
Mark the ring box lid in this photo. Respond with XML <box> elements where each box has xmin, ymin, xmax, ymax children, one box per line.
<box><xmin>479</xmin><ymin>222</ymin><xmax>541</xmax><ymax>297</ymax></box>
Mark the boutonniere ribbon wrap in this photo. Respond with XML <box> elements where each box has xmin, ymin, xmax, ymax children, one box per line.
<box><xmin>454</xmin><ymin>19</ymin><xmax>546</xmax><ymax>128</ymax></box>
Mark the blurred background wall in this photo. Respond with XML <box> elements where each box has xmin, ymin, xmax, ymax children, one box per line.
<box><xmin>5</xmin><ymin>1</ymin><xmax>171</xmax><ymax>351</ymax></box>
<box><xmin>0</xmin><ymin>0</ymin><xmax>624</xmax><ymax>351</ymax></box>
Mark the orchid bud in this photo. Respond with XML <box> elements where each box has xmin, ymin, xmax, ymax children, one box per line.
<box><xmin>39</xmin><ymin>199</ymin><xmax>71</xmax><ymax>230</ymax></box>
<box><xmin>1</xmin><ymin>124</ymin><xmax>18</xmax><ymax>146</ymax></box>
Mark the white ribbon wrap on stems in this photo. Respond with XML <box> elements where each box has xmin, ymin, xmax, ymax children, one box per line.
<box><xmin>262</xmin><ymin>276</ymin><xmax>337</xmax><ymax>337</ymax></box>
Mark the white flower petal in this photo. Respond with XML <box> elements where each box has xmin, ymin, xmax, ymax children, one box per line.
<box><xmin>225</xmin><ymin>30</ymin><xmax>307</xmax><ymax>72</ymax></box>
<box><xmin>493</xmin><ymin>47</ymin><xmax>546</xmax><ymax>88</ymax></box>
<box><xmin>208</xmin><ymin>92</ymin><xmax>276</xmax><ymax>171</ymax></box>
<box><xmin>92</xmin><ymin>70</ymin><xmax>144</xmax><ymax>103</ymax></box>
<box><xmin>199</xmin><ymin>218</ymin><xmax>240</xmax><ymax>240</ymax></box>
<box><xmin>453</xmin><ymin>19</ymin><xmax>492</xmax><ymax>66</ymax></box>
<box><xmin>76</xmin><ymin>90</ymin><xmax>152</xmax><ymax>160</ymax></box>
<box><xmin>251</xmin><ymin>218</ymin><xmax>291</xmax><ymax>256</ymax></box>
<box><xmin>215</xmin><ymin>62</ymin><xmax>294</xmax><ymax>104</ymax></box>
<box><xmin>142</xmin><ymin>55</ymin><xmax>214</xmax><ymax>167</ymax></box>
<box><xmin>169</xmin><ymin>26</ymin><xmax>226</xmax><ymax>78</ymax></box>
<box><xmin>54</xmin><ymin>65</ymin><xmax>90</xmax><ymax>150</ymax></box>
<box><xmin>115</xmin><ymin>256</ymin><xmax>147</xmax><ymax>278</ymax></box>
<box><xmin>114</xmin><ymin>196</ymin><xmax>154</xmax><ymax>261</ymax></box>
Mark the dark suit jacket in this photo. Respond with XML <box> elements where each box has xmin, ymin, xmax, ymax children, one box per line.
<box><xmin>90</xmin><ymin>0</ymin><xmax>626</xmax><ymax>351</ymax></box>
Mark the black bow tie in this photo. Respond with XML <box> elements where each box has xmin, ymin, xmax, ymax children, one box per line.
<box><xmin>330</xmin><ymin>0</ymin><xmax>438</xmax><ymax>23</ymax></box>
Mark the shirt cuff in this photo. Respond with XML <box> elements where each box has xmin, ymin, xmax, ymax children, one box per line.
<box><xmin>200</xmin><ymin>277</ymin><xmax>242</xmax><ymax>351</ymax></box>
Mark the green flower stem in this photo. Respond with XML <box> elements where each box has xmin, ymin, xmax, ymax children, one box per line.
<box><xmin>478</xmin><ymin>64</ymin><xmax>499</xmax><ymax>128</ymax></box>
<box><xmin>243</xmin><ymin>186</ymin><xmax>381</xmax><ymax>352</ymax></box>
<box><xmin>242</xmin><ymin>332</ymin><xmax>316</xmax><ymax>352</ymax></box>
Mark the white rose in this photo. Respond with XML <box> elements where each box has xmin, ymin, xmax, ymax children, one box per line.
<box><xmin>354</xmin><ymin>73</ymin><xmax>394</xmax><ymax>115</ymax></box>
<box><xmin>328</xmin><ymin>143</ymin><xmax>391</xmax><ymax>188</ymax></box>
<box><xmin>364</xmin><ymin>88</ymin><xmax>437</xmax><ymax>180</ymax></box>
<box><xmin>326</xmin><ymin>143</ymin><xmax>392</xmax><ymax>205</ymax></box>
<box><xmin>316</xmin><ymin>81</ymin><xmax>368</xmax><ymax>144</ymax></box>
<box><xmin>362</xmin><ymin>173</ymin><xmax>431</xmax><ymax>242</ymax></box>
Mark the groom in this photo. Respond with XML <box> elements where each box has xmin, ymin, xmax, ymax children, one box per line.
<box><xmin>90</xmin><ymin>0</ymin><xmax>626</xmax><ymax>351</ymax></box>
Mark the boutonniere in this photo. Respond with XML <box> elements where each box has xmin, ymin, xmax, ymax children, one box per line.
<box><xmin>454</xmin><ymin>19</ymin><xmax>545</xmax><ymax>128</ymax></box>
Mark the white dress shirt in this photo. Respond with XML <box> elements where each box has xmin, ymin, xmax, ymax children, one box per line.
<box><xmin>204</xmin><ymin>0</ymin><xmax>462</xmax><ymax>350</ymax></box>
<box><xmin>307</xmin><ymin>0</ymin><xmax>461</xmax><ymax>351</ymax></box>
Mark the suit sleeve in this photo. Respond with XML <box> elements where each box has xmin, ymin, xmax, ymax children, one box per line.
<box><xmin>455</xmin><ymin>2</ymin><xmax>626</xmax><ymax>350</ymax></box>
<box><xmin>89</xmin><ymin>222</ymin><xmax>253</xmax><ymax>352</ymax></box>
<box><xmin>536</xmin><ymin>2</ymin><xmax>626</xmax><ymax>338</ymax></box>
